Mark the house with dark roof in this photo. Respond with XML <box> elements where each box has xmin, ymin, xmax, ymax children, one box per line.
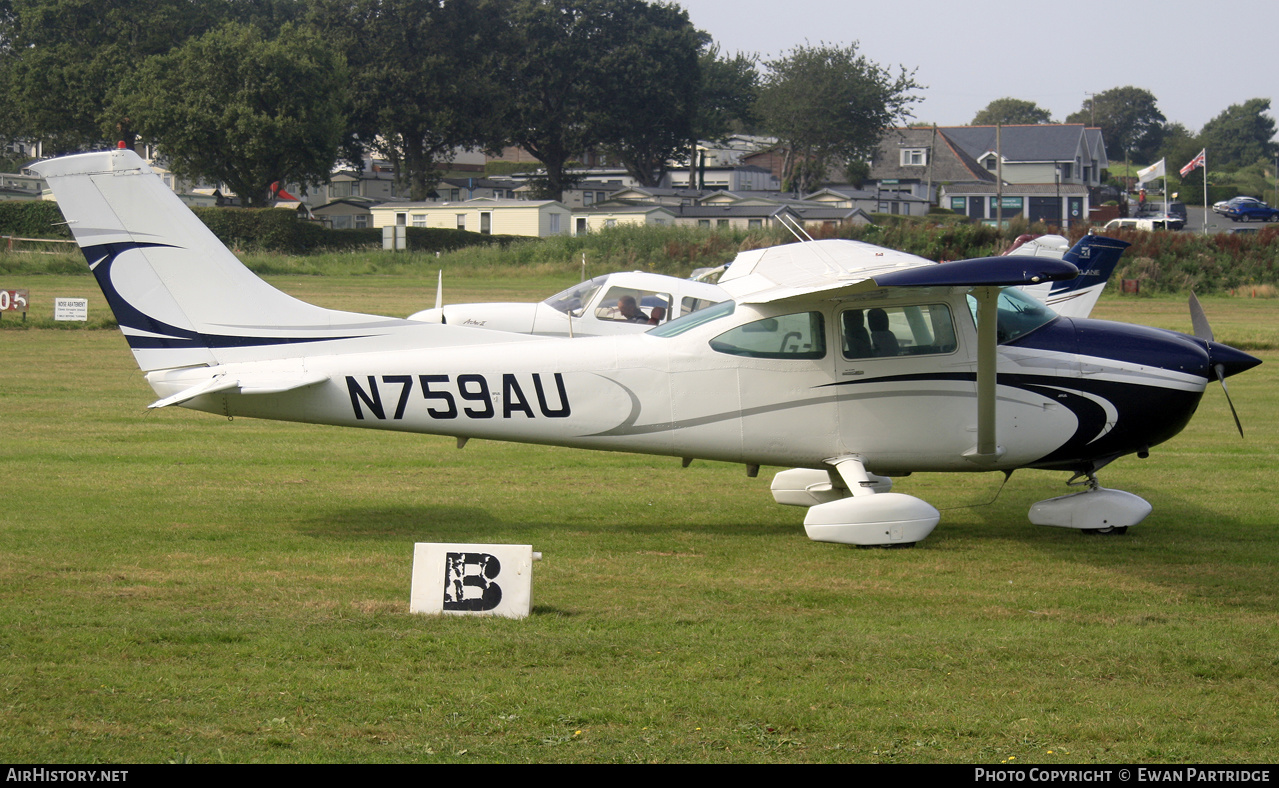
<box><xmin>942</xmin><ymin>124</ymin><xmax>1107</xmax><ymax>187</ymax></box>
<box><xmin>867</xmin><ymin>124</ymin><xmax>1109</xmax><ymax>227</ymax></box>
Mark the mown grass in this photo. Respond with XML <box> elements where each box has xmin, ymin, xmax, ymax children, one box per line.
<box><xmin>1</xmin><ymin>273</ymin><xmax>1276</xmax><ymax>764</ymax></box>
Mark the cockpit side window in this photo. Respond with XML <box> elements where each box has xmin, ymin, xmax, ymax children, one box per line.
<box><xmin>595</xmin><ymin>287</ymin><xmax>673</xmax><ymax>325</ymax></box>
<box><xmin>710</xmin><ymin>311</ymin><xmax>826</xmax><ymax>360</ymax></box>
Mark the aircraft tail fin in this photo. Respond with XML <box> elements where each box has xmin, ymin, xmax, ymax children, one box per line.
<box><xmin>32</xmin><ymin>149</ymin><xmax>413</xmax><ymax>372</ymax></box>
<box><xmin>1042</xmin><ymin>235</ymin><xmax>1129</xmax><ymax>318</ymax></box>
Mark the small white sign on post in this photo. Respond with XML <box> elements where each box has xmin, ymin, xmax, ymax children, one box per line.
<box><xmin>54</xmin><ymin>297</ymin><xmax>88</xmax><ymax>321</ymax></box>
<box><xmin>410</xmin><ymin>543</ymin><xmax>538</xmax><ymax>619</ymax></box>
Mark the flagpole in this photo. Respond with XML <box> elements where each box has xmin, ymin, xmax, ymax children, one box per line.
<box><xmin>1202</xmin><ymin>151</ymin><xmax>1208</xmax><ymax>235</ymax></box>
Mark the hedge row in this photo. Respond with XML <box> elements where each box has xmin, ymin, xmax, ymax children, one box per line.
<box><xmin>189</xmin><ymin>208</ymin><xmax>512</xmax><ymax>254</ymax></box>
<box><xmin>0</xmin><ymin>199</ymin><xmax>508</xmax><ymax>254</ymax></box>
<box><xmin>0</xmin><ymin>201</ymin><xmax>71</xmax><ymax>239</ymax></box>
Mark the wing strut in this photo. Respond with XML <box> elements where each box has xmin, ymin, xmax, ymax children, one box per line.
<box><xmin>966</xmin><ymin>286</ymin><xmax>1005</xmax><ymax>464</ymax></box>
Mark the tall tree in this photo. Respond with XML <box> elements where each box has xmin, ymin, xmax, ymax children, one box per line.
<box><xmin>693</xmin><ymin>44</ymin><xmax>760</xmax><ymax>142</ymax></box>
<box><xmin>310</xmin><ymin>0</ymin><xmax>508</xmax><ymax>201</ymax></box>
<box><xmin>1198</xmin><ymin>98</ymin><xmax>1278</xmax><ymax>170</ymax></box>
<box><xmin>756</xmin><ymin>42</ymin><xmax>921</xmax><ymax>194</ymax></box>
<box><xmin>971</xmin><ymin>97</ymin><xmax>1052</xmax><ymax>126</ymax></box>
<box><xmin>0</xmin><ymin>0</ymin><xmax>229</xmax><ymax>151</ymax></box>
<box><xmin>1158</xmin><ymin>122</ymin><xmax>1203</xmax><ymax>177</ymax></box>
<box><xmin>0</xmin><ymin>0</ymin><xmax>304</xmax><ymax>152</ymax></box>
<box><xmin>1067</xmin><ymin>86</ymin><xmax>1165</xmax><ymax>163</ymax></box>
<box><xmin>120</xmin><ymin>22</ymin><xmax>348</xmax><ymax>207</ymax></box>
<box><xmin>599</xmin><ymin>1</ymin><xmax>703</xmax><ymax>187</ymax></box>
<box><xmin>500</xmin><ymin>0</ymin><xmax>704</xmax><ymax>200</ymax></box>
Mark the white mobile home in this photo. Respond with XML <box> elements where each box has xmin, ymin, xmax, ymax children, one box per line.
<box><xmin>370</xmin><ymin>198</ymin><xmax>570</xmax><ymax>237</ymax></box>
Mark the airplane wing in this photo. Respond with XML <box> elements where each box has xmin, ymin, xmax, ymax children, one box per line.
<box><xmin>718</xmin><ymin>239</ymin><xmax>1078</xmax><ymax>305</ymax></box>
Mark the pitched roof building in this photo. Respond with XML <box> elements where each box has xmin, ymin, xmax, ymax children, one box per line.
<box><xmin>867</xmin><ymin>124</ymin><xmax>1109</xmax><ymax>227</ymax></box>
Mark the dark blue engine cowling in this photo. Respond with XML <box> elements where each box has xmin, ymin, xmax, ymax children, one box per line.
<box><xmin>1008</xmin><ymin>317</ymin><xmax>1260</xmax><ymax>472</ymax></box>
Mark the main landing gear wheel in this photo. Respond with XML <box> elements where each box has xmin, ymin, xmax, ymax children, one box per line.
<box><xmin>1083</xmin><ymin>525</ymin><xmax>1129</xmax><ymax>535</ymax></box>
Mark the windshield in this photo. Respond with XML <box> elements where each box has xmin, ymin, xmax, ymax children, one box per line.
<box><xmin>967</xmin><ymin>288</ymin><xmax>1057</xmax><ymax>344</ymax></box>
<box><xmin>544</xmin><ymin>275</ymin><xmax>608</xmax><ymax>316</ymax></box>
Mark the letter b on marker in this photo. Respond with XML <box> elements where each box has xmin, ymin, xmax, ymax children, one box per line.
<box><xmin>410</xmin><ymin>543</ymin><xmax>536</xmax><ymax>619</ymax></box>
<box><xmin>443</xmin><ymin>552</ymin><xmax>503</xmax><ymax>611</ymax></box>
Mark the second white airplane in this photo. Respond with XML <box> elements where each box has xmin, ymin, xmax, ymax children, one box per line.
<box><xmin>407</xmin><ymin>233</ymin><xmax>1129</xmax><ymax>338</ymax></box>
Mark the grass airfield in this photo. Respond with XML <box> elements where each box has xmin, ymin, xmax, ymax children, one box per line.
<box><xmin>1</xmin><ymin>274</ymin><xmax>1277</xmax><ymax>763</ymax></box>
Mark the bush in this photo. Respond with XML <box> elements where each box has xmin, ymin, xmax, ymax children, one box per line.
<box><xmin>190</xmin><ymin>208</ymin><xmax>509</xmax><ymax>254</ymax></box>
<box><xmin>0</xmin><ymin>201</ymin><xmax>72</xmax><ymax>239</ymax></box>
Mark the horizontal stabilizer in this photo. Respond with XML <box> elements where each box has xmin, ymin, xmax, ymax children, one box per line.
<box><xmin>148</xmin><ymin>371</ymin><xmax>329</xmax><ymax>409</ymax></box>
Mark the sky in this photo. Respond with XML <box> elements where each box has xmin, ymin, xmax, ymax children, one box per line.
<box><xmin>674</xmin><ymin>0</ymin><xmax>1277</xmax><ymax>137</ymax></box>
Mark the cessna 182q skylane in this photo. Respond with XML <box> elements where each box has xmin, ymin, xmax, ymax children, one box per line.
<box><xmin>33</xmin><ymin>149</ymin><xmax>1260</xmax><ymax>546</ymax></box>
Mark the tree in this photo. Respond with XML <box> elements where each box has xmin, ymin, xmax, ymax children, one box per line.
<box><xmin>693</xmin><ymin>45</ymin><xmax>760</xmax><ymax>142</ymax></box>
<box><xmin>1198</xmin><ymin>98</ymin><xmax>1278</xmax><ymax>170</ymax></box>
<box><xmin>500</xmin><ymin>0</ymin><xmax>704</xmax><ymax>199</ymax></box>
<box><xmin>755</xmin><ymin>42</ymin><xmax>921</xmax><ymax>194</ymax></box>
<box><xmin>0</xmin><ymin>0</ymin><xmax>304</xmax><ymax>152</ymax></box>
<box><xmin>120</xmin><ymin>22</ymin><xmax>348</xmax><ymax>207</ymax></box>
<box><xmin>1066</xmin><ymin>86</ymin><xmax>1165</xmax><ymax>163</ymax></box>
<box><xmin>1158</xmin><ymin>122</ymin><xmax>1203</xmax><ymax>178</ymax></box>
<box><xmin>598</xmin><ymin>1</ymin><xmax>704</xmax><ymax>187</ymax></box>
<box><xmin>310</xmin><ymin>0</ymin><xmax>508</xmax><ymax>201</ymax></box>
<box><xmin>971</xmin><ymin>97</ymin><xmax>1052</xmax><ymax>126</ymax></box>
<box><xmin>680</xmin><ymin>44</ymin><xmax>759</xmax><ymax>187</ymax></box>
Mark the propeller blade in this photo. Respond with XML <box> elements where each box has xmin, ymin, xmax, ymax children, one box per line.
<box><xmin>1188</xmin><ymin>292</ymin><xmax>1213</xmax><ymax>341</ymax></box>
<box><xmin>1190</xmin><ymin>293</ymin><xmax>1252</xmax><ymax>438</ymax></box>
<box><xmin>1215</xmin><ymin>364</ymin><xmax>1245</xmax><ymax>438</ymax></box>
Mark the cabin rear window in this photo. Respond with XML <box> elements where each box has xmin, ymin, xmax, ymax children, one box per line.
<box><xmin>841</xmin><ymin>304</ymin><xmax>957</xmax><ymax>359</ymax></box>
<box><xmin>709</xmin><ymin>312</ymin><xmax>826</xmax><ymax>360</ymax></box>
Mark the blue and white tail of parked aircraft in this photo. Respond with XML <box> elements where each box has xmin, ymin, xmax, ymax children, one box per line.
<box><xmin>33</xmin><ymin>149</ymin><xmax>1257</xmax><ymax>547</ymax></box>
<box><xmin>1004</xmin><ymin>233</ymin><xmax>1129</xmax><ymax>319</ymax></box>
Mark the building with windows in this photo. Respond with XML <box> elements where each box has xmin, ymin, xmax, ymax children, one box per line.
<box><xmin>866</xmin><ymin>124</ymin><xmax>1109</xmax><ymax>227</ymax></box>
<box><xmin>369</xmin><ymin>198</ymin><xmax>571</xmax><ymax>237</ymax></box>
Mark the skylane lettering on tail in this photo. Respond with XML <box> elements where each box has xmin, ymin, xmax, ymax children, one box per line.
<box><xmin>33</xmin><ymin>149</ymin><xmax>1259</xmax><ymax>547</ymax></box>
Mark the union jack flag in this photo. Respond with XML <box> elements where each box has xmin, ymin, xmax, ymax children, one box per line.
<box><xmin>1180</xmin><ymin>149</ymin><xmax>1206</xmax><ymax>177</ymax></box>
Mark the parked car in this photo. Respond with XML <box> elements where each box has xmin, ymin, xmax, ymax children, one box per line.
<box><xmin>1212</xmin><ymin>196</ymin><xmax>1259</xmax><ymax>215</ymax></box>
<box><xmin>1135</xmin><ymin>202</ymin><xmax>1187</xmax><ymax>228</ymax></box>
<box><xmin>1221</xmin><ymin>198</ymin><xmax>1279</xmax><ymax>222</ymax></box>
<box><xmin>1103</xmin><ymin>216</ymin><xmax>1181</xmax><ymax>232</ymax></box>
<box><xmin>1212</xmin><ymin>196</ymin><xmax>1278</xmax><ymax>221</ymax></box>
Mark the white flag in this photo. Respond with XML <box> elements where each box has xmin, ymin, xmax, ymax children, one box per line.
<box><xmin>1137</xmin><ymin>159</ymin><xmax>1166</xmax><ymax>184</ymax></box>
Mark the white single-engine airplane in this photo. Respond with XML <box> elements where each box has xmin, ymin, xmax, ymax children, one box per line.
<box><xmin>408</xmin><ymin>269</ymin><xmax>727</xmax><ymax>336</ymax></box>
<box><xmin>404</xmin><ymin>234</ymin><xmax>1130</xmax><ymax>339</ymax></box>
<box><xmin>34</xmin><ymin>149</ymin><xmax>1260</xmax><ymax>546</ymax></box>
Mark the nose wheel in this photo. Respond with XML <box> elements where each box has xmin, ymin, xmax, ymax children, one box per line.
<box><xmin>1029</xmin><ymin>470</ymin><xmax>1151</xmax><ymax>534</ymax></box>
